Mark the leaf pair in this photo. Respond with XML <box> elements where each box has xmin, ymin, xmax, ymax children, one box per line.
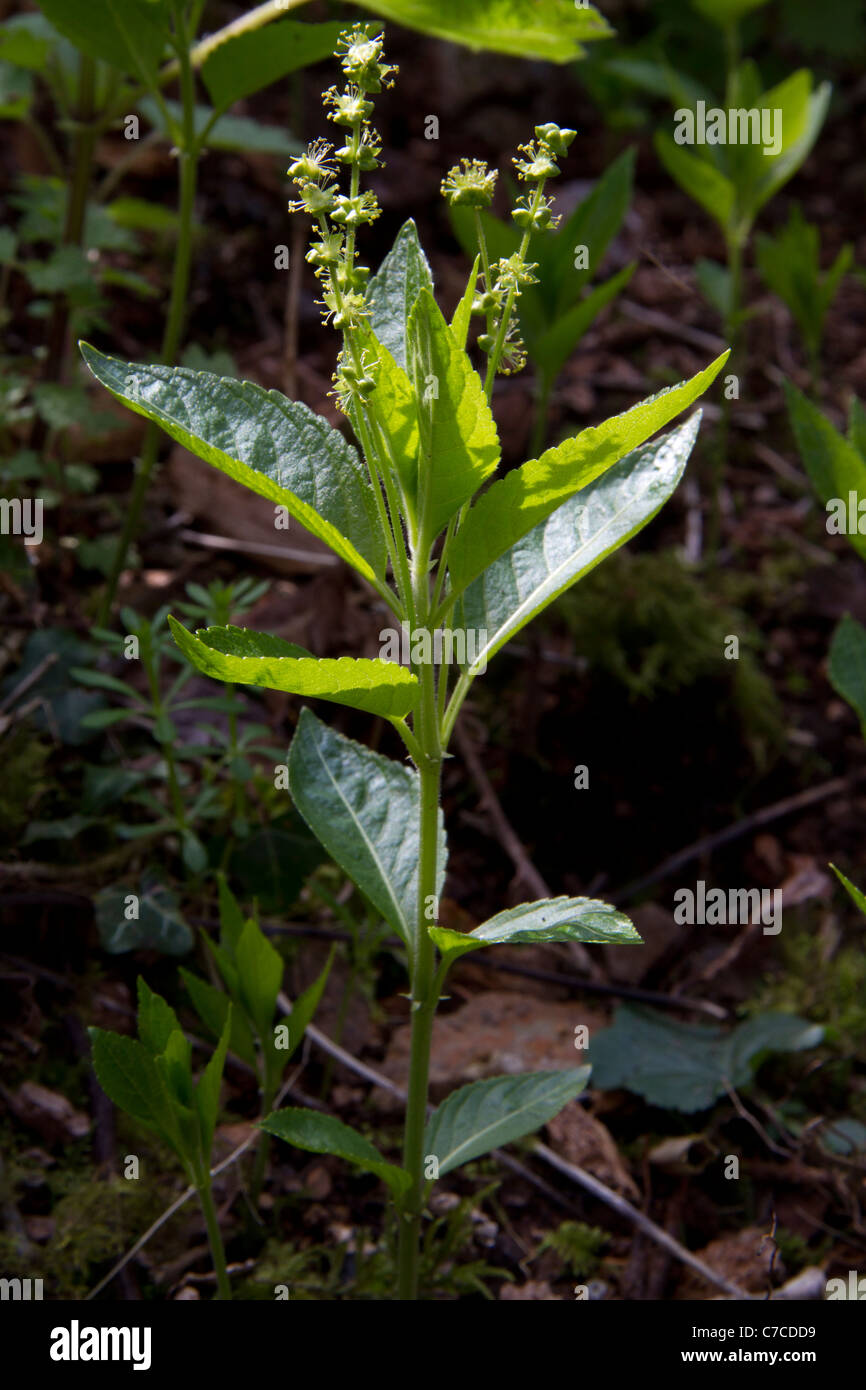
<box><xmin>655</xmin><ymin>65</ymin><xmax>830</xmax><ymax>242</ymax></box>
<box><xmin>785</xmin><ymin>383</ymin><xmax>866</xmax><ymax>733</ymax></box>
<box><xmin>90</xmin><ymin>977</ymin><xmax>231</xmax><ymax>1182</ymax></box>
<box><xmin>262</xmin><ymin>1067</ymin><xmax>591</xmax><ymax>1196</ymax></box>
<box><xmin>181</xmin><ymin>876</ymin><xmax>331</xmax><ymax>1095</ymax></box>
<box><xmin>756</xmin><ymin>206</ymin><xmax>854</xmax><ymax>372</ymax></box>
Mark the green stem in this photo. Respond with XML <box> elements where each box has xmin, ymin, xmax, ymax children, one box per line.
<box><xmin>250</xmin><ymin>1079</ymin><xmax>275</xmax><ymax>1204</ymax></box>
<box><xmin>482</xmin><ymin>181</ymin><xmax>545</xmax><ymax>399</ymax></box>
<box><xmin>396</xmin><ymin>599</ymin><xmax>442</xmax><ymax>1300</ymax></box>
<box><xmin>197</xmin><ymin>1171</ymin><xmax>232</xmax><ymax>1299</ymax></box>
<box><xmin>99</xmin><ymin>24</ymin><xmax>200</xmax><ymax>624</ymax></box>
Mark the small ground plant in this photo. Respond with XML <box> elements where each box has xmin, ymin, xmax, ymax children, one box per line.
<box><xmin>82</xmin><ymin>26</ymin><xmax>727</xmax><ymax>1300</ymax></box>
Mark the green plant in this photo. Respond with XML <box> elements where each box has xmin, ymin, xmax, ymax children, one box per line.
<box><xmin>655</xmin><ymin>44</ymin><xmax>829</xmax><ymax>353</ymax></box>
<box><xmin>756</xmin><ymin>204</ymin><xmax>854</xmax><ymax>389</ymax></box>
<box><xmin>180</xmin><ymin>877</ymin><xmax>333</xmax><ymax>1204</ymax></box>
<box><xmin>80</xmin><ymin>25</ymin><xmax>727</xmax><ymax>1301</ymax></box>
<box><xmin>534</xmin><ymin>1219</ymin><xmax>607</xmax><ymax>1280</ymax></box>
<box><xmin>89</xmin><ymin>896</ymin><xmax>331</xmax><ymax>1296</ymax></box>
<box><xmin>89</xmin><ymin>977</ymin><xmax>235</xmax><ymax>1297</ymax></box>
<box><xmin>447</xmin><ymin>147</ymin><xmax>636</xmax><ymax>456</ymax></box>
<box><xmin>785</xmin><ymin>384</ymin><xmax>866</xmax><ymax>729</ymax></box>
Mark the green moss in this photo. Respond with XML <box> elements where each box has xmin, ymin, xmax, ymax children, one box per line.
<box><xmin>0</xmin><ymin>728</ymin><xmax>50</xmax><ymax>837</ymax></box>
<box><xmin>534</xmin><ymin>1220</ymin><xmax>607</xmax><ymax>1279</ymax></box>
<box><xmin>550</xmin><ymin>549</ymin><xmax>784</xmax><ymax>762</ymax></box>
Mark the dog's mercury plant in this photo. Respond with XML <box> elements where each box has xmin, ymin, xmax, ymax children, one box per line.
<box><xmin>81</xmin><ymin>26</ymin><xmax>729</xmax><ymax>1301</ymax></box>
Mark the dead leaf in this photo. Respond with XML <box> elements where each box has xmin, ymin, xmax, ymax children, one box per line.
<box><xmin>546</xmin><ymin>1104</ymin><xmax>639</xmax><ymax>1197</ymax></box>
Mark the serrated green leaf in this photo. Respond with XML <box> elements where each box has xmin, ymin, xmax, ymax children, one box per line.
<box><xmin>168</xmin><ymin>618</ymin><xmax>418</xmax><ymax>719</ymax></box>
<box><xmin>201</xmin><ymin>20</ymin><xmax>342</xmax><ymax>112</ymax></box>
<box><xmin>546</xmin><ymin>147</ymin><xmax>636</xmax><ymax>313</ymax></box>
<box><xmin>828</xmin><ymin>615</ymin><xmax>866</xmax><ymax>731</ymax></box>
<box><xmin>654</xmin><ymin>132</ymin><xmax>736</xmax><ymax>230</ymax></box>
<box><xmin>79</xmin><ymin>344</ymin><xmax>387</xmax><ymax>586</ymax></box>
<box><xmin>89</xmin><ymin>1028</ymin><xmax>181</xmax><ymax>1156</ymax></box>
<box><xmin>235</xmin><ymin>918</ymin><xmax>283</xmax><ymax>1042</ymax></box>
<box><xmin>156</xmin><ymin>1028</ymin><xmax>194</xmax><ymax>1112</ymax></box>
<box><xmin>785</xmin><ymin>380</ymin><xmax>866</xmax><ymax>561</ymax></box>
<box><xmin>217</xmin><ymin>874</ymin><xmax>245</xmax><ymax>957</ymax></box>
<box><xmin>588</xmin><ymin>1005</ymin><xmax>823</xmax><ymax>1112</ymax></box>
<box><xmin>744</xmin><ymin>72</ymin><xmax>830</xmax><ymax>222</ymax></box>
<box><xmin>408</xmin><ymin>288</ymin><xmax>500</xmax><ymax>542</ymax></box>
<box><xmin>849</xmin><ymin>399</ymin><xmax>866</xmax><ymax>460</ymax></box>
<box><xmin>137</xmin><ymin>977</ymin><xmax>181</xmax><ymax>1058</ymax></box>
<box><xmin>448</xmin><ymin>356</ymin><xmax>725</xmax><ymax>603</ymax></box>
<box><xmin>424</xmin><ymin>1070</ymin><xmax>590</xmax><ymax>1176</ymax></box>
<box><xmin>261</xmin><ymin>1107</ymin><xmax>410</xmax><ymax>1196</ymax></box>
<box><xmin>35</xmin><ymin>0</ymin><xmax>166</xmax><ymax>83</ymax></box>
<box><xmin>180</xmin><ymin>966</ymin><xmax>257</xmax><ymax>1069</ymax></box>
<box><xmin>829</xmin><ymin>865</ymin><xmax>866</xmax><ymax>919</ymax></box>
<box><xmin>277</xmin><ymin>949</ymin><xmax>333</xmax><ymax>1070</ymax></box>
<box><xmin>450</xmin><ymin>256</ymin><xmax>479</xmax><ymax>352</ymax></box>
<box><xmin>287</xmin><ymin>708</ymin><xmax>446</xmax><ymax>950</ymax></box>
<box><xmin>365</xmin><ymin>219</ymin><xmax>434</xmax><ymax>371</ymax></box>
<box><xmin>351</xmin><ymin>0</ymin><xmax>611</xmax><ymax>61</ymax></box>
<box><xmin>456</xmin><ymin>413</ymin><xmax>702</xmax><ymax>671</ymax></box>
<box><xmin>354</xmin><ymin>334</ymin><xmax>420</xmax><ymax>511</ymax></box>
<box><xmin>194</xmin><ymin>1009</ymin><xmax>231</xmax><ymax>1161</ymax></box>
<box><xmin>430</xmin><ymin>895</ymin><xmax>640</xmax><ymax>963</ymax></box>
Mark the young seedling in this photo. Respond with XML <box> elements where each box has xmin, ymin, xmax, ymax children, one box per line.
<box><xmin>89</xmin><ymin>893</ymin><xmax>332</xmax><ymax>1294</ymax></box>
<box><xmin>757</xmin><ymin>205</ymin><xmax>854</xmax><ymax>392</ymax></box>
<box><xmin>81</xmin><ymin>26</ymin><xmax>728</xmax><ymax>1300</ymax></box>
<box><xmin>655</xmin><ymin>37</ymin><xmax>830</xmax><ymax>354</ymax></box>
<box><xmin>89</xmin><ymin>978</ymin><xmax>234</xmax><ymax>1298</ymax></box>
<box><xmin>446</xmin><ymin>146</ymin><xmax>636</xmax><ymax>456</ymax></box>
<box><xmin>180</xmin><ymin>876</ymin><xmax>333</xmax><ymax>1204</ymax></box>
<box><xmin>786</xmin><ymin>382</ymin><xmax>866</xmax><ymax>734</ymax></box>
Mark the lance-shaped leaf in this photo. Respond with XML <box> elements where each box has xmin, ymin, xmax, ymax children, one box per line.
<box><xmin>447</xmin><ymin>355</ymin><xmax>726</xmax><ymax>602</ymax></box>
<box><xmin>654</xmin><ymin>134</ymin><xmax>736</xmax><ymax>231</ymax></box>
<box><xmin>828</xmin><ymin>615</ymin><xmax>866</xmax><ymax>732</ymax></box>
<box><xmin>200</xmin><ymin>20</ymin><xmax>343</xmax><ymax>112</ymax></box>
<box><xmin>365</xmin><ymin>219</ymin><xmax>434</xmax><ymax>371</ymax></box>
<box><xmin>180</xmin><ymin>967</ymin><xmax>257</xmax><ymax>1070</ymax></box>
<box><xmin>79</xmin><ymin>344</ymin><xmax>387</xmax><ymax>586</ymax></box>
<box><xmin>194</xmin><ymin>1010</ymin><xmax>231</xmax><ymax>1162</ymax></box>
<box><xmin>353</xmin><ymin>333</ymin><xmax>420</xmax><ymax>510</ymax></box>
<box><xmin>429</xmin><ymin>896</ymin><xmax>640</xmax><ymax>965</ymax></box>
<box><xmin>36</xmin><ymin>0</ymin><xmax>166</xmax><ymax>84</ymax></box>
<box><xmin>168</xmin><ymin>619</ymin><xmax>419</xmax><ymax>719</ymax></box>
<box><xmin>261</xmin><ymin>1107</ymin><xmax>410</xmax><ymax>1196</ymax></box>
<box><xmin>424</xmin><ymin>1070</ymin><xmax>591</xmax><ymax>1177</ymax></box>
<box><xmin>456</xmin><ymin>413</ymin><xmax>701</xmax><ymax>673</ymax></box>
<box><xmin>351</xmin><ymin>0</ymin><xmax>611</xmax><ymax>62</ymax></box>
<box><xmin>785</xmin><ymin>379</ymin><xmax>866</xmax><ymax>562</ymax></box>
<box><xmin>830</xmin><ymin>865</ymin><xmax>866</xmax><ymax>919</ymax></box>
<box><xmin>287</xmin><ymin>708</ymin><xmax>446</xmax><ymax>949</ymax></box>
<box><xmin>408</xmin><ymin>288</ymin><xmax>500</xmax><ymax>542</ymax></box>
<box><xmin>88</xmin><ymin>1029</ymin><xmax>183</xmax><ymax>1158</ymax></box>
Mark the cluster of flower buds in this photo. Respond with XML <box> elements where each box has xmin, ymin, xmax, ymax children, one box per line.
<box><xmin>441</xmin><ymin>122</ymin><xmax>577</xmax><ymax>377</ymax></box>
<box><xmin>287</xmin><ymin>26</ymin><xmax>396</xmax><ymax>394</ymax></box>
